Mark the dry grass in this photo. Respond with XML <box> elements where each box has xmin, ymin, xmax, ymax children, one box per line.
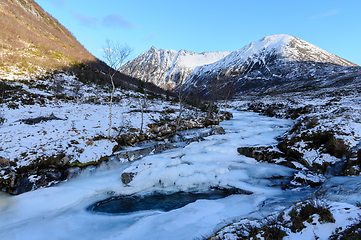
<box><xmin>0</xmin><ymin>0</ymin><xmax>96</xmax><ymax>72</ymax></box>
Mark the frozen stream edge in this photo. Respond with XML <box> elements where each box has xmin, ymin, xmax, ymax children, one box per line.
<box><xmin>0</xmin><ymin>111</ymin><xmax>318</xmax><ymax>240</ymax></box>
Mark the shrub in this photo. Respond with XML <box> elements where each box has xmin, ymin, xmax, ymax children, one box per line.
<box><xmin>7</xmin><ymin>102</ymin><xmax>19</xmax><ymax>109</ymax></box>
<box><xmin>289</xmin><ymin>200</ymin><xmax>335</xmax><ymax>233</ymax></box>
<box><xmin>0</xmin><ymin>110</ymin><xmax>6</xmax><ymax>125</ymax></box>
<box><xmin>329</xmin><ymin>220</ymin><xmax>361</xmax><ymax>240</ymax></box>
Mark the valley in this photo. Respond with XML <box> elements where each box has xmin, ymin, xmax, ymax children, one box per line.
<box><xmin>1</xmin><ymin>0</ymin><xmax>361</xmax><ymax>239</ymax></box>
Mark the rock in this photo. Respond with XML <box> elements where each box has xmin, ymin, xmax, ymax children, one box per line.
<box><xmin>12</xmin><ymin>175</ymin><xmax>33</xmax><ymax>195</ymax></box>
<box><xmin>121</xmin><ymin>172</ymin><xmax>136</xmax><ymax>184</ymax></box>
<box><xmin>115</xmin><ymin>142</ymin><xmax>178</xmax><ymax>162</ymax></box>
<box><xmin>237</xmin><ymin>146</ymin><xmax>284</xmax><ymax>162</ymax></box>
<box><xmin>343</xmin><ymin>142</ymin><xmax>361</xmax><ymax>176</ymax></box>
<box><xmin>290</xmin><ymin>171</ymin><xmax>326</xmax><ymax>187</ymax></box>
<box><xmin>45</xmin><ymin>169</ymin><xmax>62</xmax><ymax>181</ymax></box>
<box><xmin>67</xmin><ymin>167</ymin><xmax>81</xmax><ymax>179</ymax></box>
<box><xmin>170</xmin><ymin>134</ymin><xmax>183</xmax><ymax>143</ymax></box>
<box><xmin>213</xmin><ymin>186</ymin><xmax>253</xmax><ymax>195</ymax></box>
<box><xmin>60</xmin><ymin>155</ymin><xmax>71</xmax><ymax>165</ymax></box>
<box><xmin>116</xmin><ymin>144</ymin><xmax>158</xmax><ymax>162</ymax></box>
<box><xmin>0</xmin><ymin>157</ymin><xmax>10</xmax><ymax>166</ymax></box>
<box><xmin>212</xmin><ymin>125</ymin><xmax>226</xmax><ymax>135</ymax></box>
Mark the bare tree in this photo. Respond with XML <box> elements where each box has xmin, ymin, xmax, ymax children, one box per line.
<box><xmin>175</xmin><ymin>83</ymin><xmax>189</xmax><ymax>132</ymax></box>
<box><xmin>138</xmin><ymin>94</ymin><xmax>150</xmax><ymax>133</ymax></box>
<box><xmin>72</xmin><ymin>81</ymin><xmax>82</xmax><ymax>103</ymax></box>
<box><xmin>102</xmin><ymin>39</ymin><xmax>133</xmax><ymax>139</ymax></box>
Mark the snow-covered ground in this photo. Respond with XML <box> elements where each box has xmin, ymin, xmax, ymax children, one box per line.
<box><xmin>1</xmin><ymin>74</ymin><xmax>361</xmax><ymax>239</ymax></box>
<box><xmin>0</xmin><ymin>111</ymin><xmax>307</xmax><ymax>240</ymax></box>
<box><xmin>230</xmin><ymin>85</ymin><xmax>361</xmax><ymax>172</ymax></box>
<box><xmin>2</xmin><ymin>73</ymin><xmax>226</xmax><ymax>194</ymax></box>
<box><xmin>0</xmin><ymin>74</ymin><xmax>194</xmax><ymax>168</ymax></box>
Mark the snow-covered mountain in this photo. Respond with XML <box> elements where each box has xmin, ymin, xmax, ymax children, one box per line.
<box><xmin>120</xmin><ymin>46</ymin><xmax>231</xmax><ymax>89</ymax></box>
<box><xmin>122</xmin><ymin>34</ymin><xmax>360</xmax><ymax>97</ymax></box>
<box><xmin>186</xmin><ymin>34</ymin><xmax>356</xmax><ymax>81</ymax></box>
<box><xmin>182</xmin><ymin>34</ymin><xmax>360</xmax><ymax>96</ymax></box>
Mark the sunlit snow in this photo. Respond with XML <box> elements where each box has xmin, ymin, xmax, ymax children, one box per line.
<box><xmin>0</xmin><ymin>111</ymin><xmax>312</xmax><ymax>240</ymax></box>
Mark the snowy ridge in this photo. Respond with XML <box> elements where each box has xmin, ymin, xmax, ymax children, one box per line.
<box><xmin>185</xmin><ymin>34</ymin><xmax>357</xmax><ymax>83</ymax></box>
<box><xmin>180</xmin><ymin>34</ymin><xmax>360</xmax><ymax>96</ymax></box>
<box><xmin>122</xmin><ymin>34</ymin><xmax>359</xmax><ymax>95</ymax></box>
<box><xmin>121</xmin><ymin>46</ymin><xmax>230</xmax><ymax>89</ymax></box>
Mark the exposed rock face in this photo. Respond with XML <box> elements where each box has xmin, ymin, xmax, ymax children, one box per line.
<box><xmin>120</xmin><ymin>46</ymin><xmax>230</xmax><ymax>90</ymax></box>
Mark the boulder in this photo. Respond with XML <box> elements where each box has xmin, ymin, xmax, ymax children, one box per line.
<box><xmin>121</xmin><ymin>172</ymin><xmax>136</xmax><ymax>184</ymax></box>
<box><xmin>212</xmin><ymin>125</ymin><xmax>226</xmax><ymax>135</ymax></box>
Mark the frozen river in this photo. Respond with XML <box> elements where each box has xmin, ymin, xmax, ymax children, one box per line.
<box><xmin>0</xmin><ymin>111</ymin><xmax>316</xmax><ymax>240</ymax></box>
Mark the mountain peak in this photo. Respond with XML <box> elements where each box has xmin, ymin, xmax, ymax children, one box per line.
<box><xmin>121</xmin><ymin>47</ymin><xmax>230</xmax><ymax>89</ymax></box>
<box><xmin>121</xmin><ymin>34</ymin><xmax>360</xmax><ymax>96</ymax></box>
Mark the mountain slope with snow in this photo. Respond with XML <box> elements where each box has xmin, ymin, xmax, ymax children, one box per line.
<box><xmin>120</xmin><ymin>46</ymin><xmax>230</xmax><ymax>89</ymax></box>
<box><xmin>122</xmin><ymin>34</ymin><xmax>360</xmax><ymax>97</ymax></box>
<box><xmin>182</xmin><ymin>34</ymin><xmax>360</xmax><ymax>97</ymax></box>
<box><xmin>188</xmin><ymin>34</ymin><xmax>356</xmax><ymax>80</ymax></box>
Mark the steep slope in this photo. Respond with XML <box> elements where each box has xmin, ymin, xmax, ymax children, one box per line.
<box><xmin>120</xmin><ymin>46</ymin><xmax>230</xmax><ymax>89</ymax></box>
<box><xmin>0</xmin><ymin>0</ymin><xmax>171</xmax><ymax>96</ymax></box>
<box><xmin>182</xmin><ymin>34</ymin><xmax>360</xmax><ymax>97</ymax></box>
<box><xmin>0</xmin><ymin>0</ymin><xmax>100</xmax><ymax>79</ymax></box>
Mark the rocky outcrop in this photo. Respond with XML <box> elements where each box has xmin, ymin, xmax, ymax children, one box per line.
<box><xmin>237</xmin><ymin>146</ymin><xmax>284</xmax><ymax>162</ymax></box>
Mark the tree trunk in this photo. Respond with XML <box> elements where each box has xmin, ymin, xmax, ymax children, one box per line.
<box><xmin>176</xmin><ymin>101</ymin><xmax>183</xmax><ymax>132</ymax></box>
<box><xmin>108</xmin><ymin>76</ymin><xmax>115</xmax><ymax>139</ymax></box>
<box><xmin>140</xmin><ymin>98</ymin><xmax>144</xmax><ymax>133</ymax></box>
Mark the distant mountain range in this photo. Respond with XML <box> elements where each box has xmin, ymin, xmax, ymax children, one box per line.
<box><xmin>2</xmin><ymin>1</ymin><xmax>360</xmax><ymax>98</ymax></box>
<box><xmin>122</xmin><ymin>34</ymin><xmax>361</xmax><ymax>98</ymax></box>
<box><xmin>121</xmin><ymin>47</ymin><xmax>230</xmax><ymax>89</ymax></box>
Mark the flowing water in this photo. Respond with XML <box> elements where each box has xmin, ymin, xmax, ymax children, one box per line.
<box><xmin>0</xmin><ymin>111</ymin><xmax>318</xmax><ymax>240</ymax></box>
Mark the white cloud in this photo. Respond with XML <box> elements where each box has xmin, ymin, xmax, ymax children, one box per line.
<box><xmin>71</xmin><ymin>10</ymin><xmax>99</xmax><ymax>28</ymax></box>
<box><xmin>101</xmin><ymin>14</ymin><xmax>138</xmax><ymax>30</ymax></box>
<box><xmin>310</xmin><ymin>9</ymin><xmax>340</xmax><ymax>19</ymax></box>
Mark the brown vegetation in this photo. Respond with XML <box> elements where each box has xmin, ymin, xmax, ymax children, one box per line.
<box><xmin>0</xmin><ymin>0</ymin><xmax>96</xmax><ymax>72</ymax></box>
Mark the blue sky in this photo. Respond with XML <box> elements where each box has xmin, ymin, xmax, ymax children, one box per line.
<box><xmin>35</xmin><ymin>0</ymin><xmax>361</xmax><ymax>65</ymax></box>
